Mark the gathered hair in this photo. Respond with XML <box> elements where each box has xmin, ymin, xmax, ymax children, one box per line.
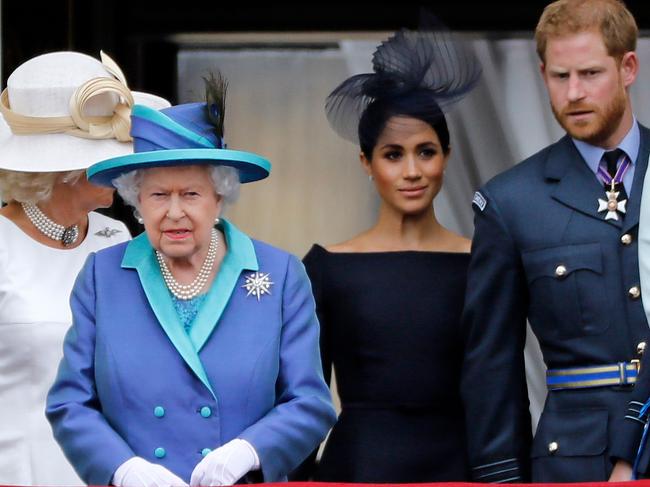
<box><xmin>112</xmin><ymin>165</ymin><xmax>240</xmax><ymax>210</ymax></box>
<box><xmin>0</xmin><ymin>169</ymin><xmax>84</xmax><ymax>204</ymax></box>
<box><xmin>359</xmin><ymin>90</ymin><xmax>450</xmax><ymax>159</ymax></box>
<box><xmin>535</xmin><ymin>0</ymin><xmax>638</xmax><ymax>62</ymax></box>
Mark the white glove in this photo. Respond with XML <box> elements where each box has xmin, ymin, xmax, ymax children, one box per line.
<box><xmin>112</xmin><ymin>456</ymin><xmax>188</xmax><ymax>487</ymax></box>
<box><xmin>190</xmin><ymin>439</ymin><xmax>260</xmax><ymax>486</ymax></box>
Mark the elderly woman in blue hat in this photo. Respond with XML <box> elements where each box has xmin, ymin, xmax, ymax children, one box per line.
<box><xmin>46</xmin><ymin>76</ymin><xmax>336</xmax><ymax>487</ymax></box>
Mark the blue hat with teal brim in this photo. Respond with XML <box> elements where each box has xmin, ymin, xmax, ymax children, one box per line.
<box><xmin>87</xmin><ymin>102</ymin><xmax>271</xmax><ymax>187</ymax></box>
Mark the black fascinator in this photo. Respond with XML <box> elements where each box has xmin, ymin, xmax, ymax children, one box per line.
<box><xmin>325</xmin><ymin>13</ymin><xmax>482</xmax><ymax>143</ymax></box>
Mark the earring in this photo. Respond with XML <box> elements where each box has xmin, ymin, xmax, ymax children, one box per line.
<box><xmin>214</xmin><ymin>217</ymin><xmax>220</xmax><ymax>226</ymax></box>
<box><xmin>368</xmin><ymin>175</ymin><xmax>374</xmax><ymax>181</ymax></box>
<box><xmin>134</xmin><ymin>209</ymin><xmax>144</xmax><ymax>224</ymax></box>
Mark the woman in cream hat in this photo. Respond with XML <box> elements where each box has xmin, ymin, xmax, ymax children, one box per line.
<box><xmin>0</xmin><ymin>50</ymin><xmax>169</xmax><ymax>485</ymax></box>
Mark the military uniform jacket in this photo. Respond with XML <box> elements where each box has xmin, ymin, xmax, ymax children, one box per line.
<box><xmin>610</xmin><ymin>157</ymin><xmax>650</xmax><ymax>476</ymax></box>
<box><xmin>46</xmin><ymin>220</ymin><xmax>337</xmax><ymax>485</ymax></box>
<box><xmin>462</xmin><ymin>125</ymin><xmax>650</xmax><ymax>482</ymax></box>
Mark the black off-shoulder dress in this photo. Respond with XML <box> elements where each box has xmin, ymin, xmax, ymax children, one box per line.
<box><xmin>303</xmin><ymin>244</ymin><xmax>471</xmax><ymax>482</ymax></box>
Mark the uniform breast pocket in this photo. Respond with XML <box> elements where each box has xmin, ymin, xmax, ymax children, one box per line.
<box><xmin>522</xmin><ymin>242</ymin><xmax>610</xmax><ymax>339</ymax></box>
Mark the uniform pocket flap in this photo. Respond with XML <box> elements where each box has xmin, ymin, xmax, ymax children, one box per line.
<box><xmin>531</xmin><ymin>408</ymin><xmax>608</xmax><ymax>458</ymax></box>
<box><xmin>522</xmin><ymin>242</ymin><xmax>603</xmax><ymax>283</ymax></box>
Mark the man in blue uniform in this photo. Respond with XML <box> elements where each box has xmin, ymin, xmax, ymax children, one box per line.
<box><xmin>461</xmin><ymin>0</ymin><xmax>648</xmax><ymax>482</ymax></box>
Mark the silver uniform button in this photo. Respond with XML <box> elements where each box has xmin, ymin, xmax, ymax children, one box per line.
<box><xmin>555</xmin><ymin>265</ymin><xmax>567</xmax><ymax>278</ymax></box>
<box><xmin>629</xmin><ymin>286</ymin><xmax>641</xmax><ymax>299</ymax></box>
<box><xmin>621</xmin><ymin>234</ymin><xmax>633</xmax><ymax>245</ymax></box>
<box><xmin>548</xmin><ymin>441</ymin><xmax>559</xmax><ymax>454</ymax></box>
<box><xmin>638</xmin><ymin>342</ymin><xmax>647</xmax><ymax>355</ymax></box>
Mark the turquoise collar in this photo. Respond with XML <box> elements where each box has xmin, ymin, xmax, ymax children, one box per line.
<box><xmin>122</xmin><ymin>218</ymin><xmax>258</xmax><ymax>396</ymax></box>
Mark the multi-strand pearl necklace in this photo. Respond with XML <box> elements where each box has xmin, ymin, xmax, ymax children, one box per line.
<box><xmin>156</xmin><ymin>229</ymin><xmax>219</xmax><ymax>300</ymax></box>
<box><xmin>21</xmin><ymin>202</ymin><xmax>80</xmax><ymax>246</ymax></box>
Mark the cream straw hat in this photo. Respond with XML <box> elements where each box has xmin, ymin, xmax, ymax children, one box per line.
<box><xmin>0</xmin><ymin>51</ymin><xmax>170</xmax><ymax>172</ymax></box>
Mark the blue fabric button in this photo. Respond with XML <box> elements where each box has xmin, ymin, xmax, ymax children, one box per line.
<box><xmin>154</xmin><ymin>406</ymin><xmax>165</xmax><ymax>418</ymax></box>
<box><xmin>201</xmin><ymin>448</ymin><xmax>212</xmax><ymax>457</ymax></box>
<box><xmin>200</xmin><ymin>406</ymin><xmax>212</xmax><ymax>418</ymax></box>
<box><xmin>154</xmin><ymin>447</ymin><xmax>166</xmax><ymax>458</ymax></box>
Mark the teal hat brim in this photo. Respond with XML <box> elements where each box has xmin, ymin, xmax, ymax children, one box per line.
<box><xmin>87</xmin><ymin>148</ymin><xmax>271</xmax><ymax>187</ymax></box>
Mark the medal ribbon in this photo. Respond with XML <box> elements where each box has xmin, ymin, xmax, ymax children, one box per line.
<box><xmin>597</xmin><ymin>155</ymin><xmax>631</xmax><ymax>188</ymax></box>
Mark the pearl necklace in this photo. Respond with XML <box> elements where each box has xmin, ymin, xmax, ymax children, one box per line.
<box><xmin>156</xmin><ymin>229</ymin><xmax>219</xmax><ymax>300</ymax></box>
<box><xmin>21</xmin><ymin>202</ymin><xmax>80</xmax><ymax>246</ymax></box>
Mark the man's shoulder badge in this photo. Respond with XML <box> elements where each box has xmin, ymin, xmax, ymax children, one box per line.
<box><xmin>472</xmin><ymin>191</ymin><xmax>487</xmax><ymax>212</ymax></box>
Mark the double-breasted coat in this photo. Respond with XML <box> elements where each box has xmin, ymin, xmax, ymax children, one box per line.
<box><xmin>46</xmin><ymin>220</ymin><xmax>337</xmax><ymax>485</ymax></box>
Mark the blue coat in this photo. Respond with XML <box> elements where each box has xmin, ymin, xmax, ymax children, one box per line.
<box><xmin>46</xmin><ymin>220</ymin><xmax>337</xmax><ymax>485</ymax></box>
<box><xmin>462</xmin><ymin>126</ymin><xmax>650</xmax><ymax>482</ymax></box>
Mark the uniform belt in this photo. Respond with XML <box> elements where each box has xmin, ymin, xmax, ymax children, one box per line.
<box><xmin>546</xmin><ymin>361</ymin><xmax>640</xmax><ymax>390</ymax></box>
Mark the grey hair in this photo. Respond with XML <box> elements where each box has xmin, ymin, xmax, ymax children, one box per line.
<box><xmin>112</xmin><ymin>165</ymin><xmax>240</xmax><ymax>210</ymax></box>
<box><xmin>0</xmin><ymin>169</ymin><xmax>84</xmax><ymax>204</ymax></box>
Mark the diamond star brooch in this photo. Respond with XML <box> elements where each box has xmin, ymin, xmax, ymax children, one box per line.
<box><xmin>242</xmin><ymin>272</ymin><xmax>274</xmax><ymax>301</ymax></box>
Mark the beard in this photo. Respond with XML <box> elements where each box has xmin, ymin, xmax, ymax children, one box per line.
<box><xmin>551</xmin><ymin>88</ymin><xmax>627</xmax><ymax>146</ymax></box>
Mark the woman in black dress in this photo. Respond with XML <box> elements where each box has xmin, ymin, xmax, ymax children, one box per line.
<box><xmin>303</xmin><ymin>22</ymin><xmax>481</xmax><ymax>483</ymax></box>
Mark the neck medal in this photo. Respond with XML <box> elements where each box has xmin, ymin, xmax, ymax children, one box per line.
<box><xmin>597</xmin><ymin>158</ymin><xmax>630</xmax><ymax>221</ymax></box>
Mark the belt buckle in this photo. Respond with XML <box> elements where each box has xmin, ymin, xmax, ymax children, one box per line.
<box><xmin>619</xmin><ymin>361</ymin><xmax>640</xmax><ymax>386</ymax></box>
<box><xmin>619</xmin><ymin>362</ymin><xmax>628</xmax><ymax>385</ymax></box>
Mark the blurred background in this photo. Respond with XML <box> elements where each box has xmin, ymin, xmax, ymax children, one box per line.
<box><xmin>5</xmin><ymin>0</ymin><xmax>650</xmax><ymax>249</ymax></box>
<box><xmin>5</xmin><ymin>0</ymin><xmax>650</xmax><ymax>430</ymax></box>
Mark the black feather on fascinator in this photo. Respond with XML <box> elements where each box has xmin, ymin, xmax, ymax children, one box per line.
<box><xmin>325</xmin><ymin>14</ymin><xmax>482</xmax><ymax>143</ymax></box>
